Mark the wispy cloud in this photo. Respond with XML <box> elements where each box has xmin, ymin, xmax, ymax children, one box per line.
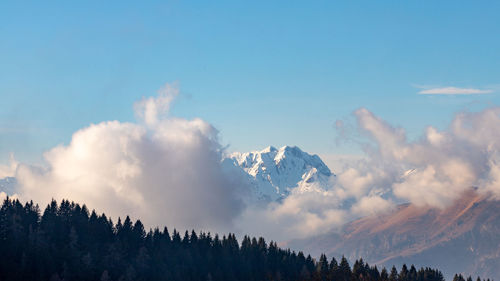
<box><xmin>418</xmin><ymin>86</ymin><xmax>493</xmax><ymax>95</ymax></box>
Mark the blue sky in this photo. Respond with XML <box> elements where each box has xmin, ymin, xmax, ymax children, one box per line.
<box><xmin>1</xmin><ymin>1</ymin><xmax>499</xmax><ymax>164</ymax></box>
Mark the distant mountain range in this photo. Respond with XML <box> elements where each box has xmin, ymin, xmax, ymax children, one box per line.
<box><xmin>289</xmin><ymin>188</ymin><xmax>500</xmax><ymax>280</ymax></box>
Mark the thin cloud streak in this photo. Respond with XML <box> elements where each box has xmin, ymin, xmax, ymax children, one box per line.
<box><xmin>418</xmin><ymin>86</ymin><xmax>493</xmax><ymax>95</ymax></box>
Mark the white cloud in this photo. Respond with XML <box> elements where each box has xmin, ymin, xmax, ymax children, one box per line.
<box><xmin>13</xmin><ymin>83</ymin><xmax>246</xmax><ymax>233</ymax></box>
<box><xmin>351</xmin><ymin>195</ymin><xmax>394</xmax><ymax>216</ymax></box>
<box><xmin>339</xmin><ymin>107</ymin><xmax>500</xmax><ymax>209</ymax></box>
<box><xmin>134</xmin><ymin>83</ymin><xmax>179</xmax><ymax>127</ymax></box>
<box><xmin>418</xmin><ymin>86</ymin><xmax>493</xmax><ymax>95</ymax></box>
<box><xmin>237</xmin><ymin>186</ymin><xmax>348</xmax><ymax>240</ymax></box>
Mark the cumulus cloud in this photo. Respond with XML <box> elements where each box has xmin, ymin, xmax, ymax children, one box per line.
<box><xmin>418</xmin><ymin>86</ymin><xmax>493</xmax><ymax>95</ymax></box>
<box><xmin>12</xmin><ymin>83</ymin><xmax>246</xmax><ymax>232</ymax></box>
<box><xmin>340</xmin><ymin>107</ymin><xmax>500</xmax><ymax>209</ymax></box>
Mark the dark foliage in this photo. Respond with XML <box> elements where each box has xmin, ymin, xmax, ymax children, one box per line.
<box><xmin>0</xmin><ymin>198</ymin><xmax>477</xmax><ymax>281</ymax></box>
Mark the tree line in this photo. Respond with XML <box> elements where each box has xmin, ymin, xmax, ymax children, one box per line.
<box><xmin>0</xmin><ymin>197</ymin><xmax>486</xmax><ymax>281</ymax></box>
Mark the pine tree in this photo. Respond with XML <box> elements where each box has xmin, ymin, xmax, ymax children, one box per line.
<box><xmin>400</xmin><ymin>264</ymin><xmax>409</xmax><ymax>281</ymax></box>
<box><xmin>339</xmin><ymin>256</ymin><xmax>352</xmax><ymax>281</ymax></box>
<box><xmin>317</xmin><ymin>254</ymin><xmax>329</xmax><ymax>281</ymax></box>
<box><xmin>389</xmin><ymin>266</ymin><xmax>398</xmax><ymax>281</ymax></box>
<box><xmin>381</xmin><ymin>268</ymin><xmax>389</xmax><ymax>281</ymax></box>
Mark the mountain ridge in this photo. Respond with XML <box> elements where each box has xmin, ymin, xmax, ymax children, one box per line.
<box><xmin>288</xmin><ymin>188</ymin><xmax>500</xmax><ymax>280</ymax></box>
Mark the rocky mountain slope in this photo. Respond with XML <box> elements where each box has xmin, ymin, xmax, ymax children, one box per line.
<box><xmin>289</xmin><ymin>188</ymin><xmax>500</xmax><ymax>280</ymax></box>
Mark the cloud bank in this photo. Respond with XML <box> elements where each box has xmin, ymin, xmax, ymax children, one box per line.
<box><xmin>418</xmin><ymin>86</ymin><xmax>493</xmax><ymax>95</ymax></box>
<box><xmin>12</xmin><ymin>84</ymin><xmax>246</xmax><ymax>233</ymax></box>
<box><xmin>339</xmin><ymin>107</ymin><xmax>500</xmax><ymax>208</ymax></box>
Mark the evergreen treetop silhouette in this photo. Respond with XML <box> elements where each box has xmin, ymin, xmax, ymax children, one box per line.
<box><xmin>0</xmin><ymin>197</ymin><xmax>483</xmax><ymax>281</ymax></box>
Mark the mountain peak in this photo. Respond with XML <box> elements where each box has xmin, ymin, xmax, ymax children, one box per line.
<box><xmin>261</xmin><ymin>146</ymin><xmax>278</xmax><ymax>153</ymax></box>
<box><xmin>226</xmin><ymin>145</ymin><xmax>334</xmax><ymax>201</ymax></box>
<box><xmin>280</xmin><ymin>145</ymin><xmax>299</xmax><ymax>152</ymax></box>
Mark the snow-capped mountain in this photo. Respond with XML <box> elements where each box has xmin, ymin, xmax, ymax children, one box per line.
<box><xmin>223</xmin><ymin>146</ymin><xmax>334</xmax><ymax>201</ymax></box>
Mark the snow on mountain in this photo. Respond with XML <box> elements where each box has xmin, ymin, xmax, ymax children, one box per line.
<box><xmin>223</xmin><ymin>146</ymin><xmax>334</xmax><ymax>201</ymax></box>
